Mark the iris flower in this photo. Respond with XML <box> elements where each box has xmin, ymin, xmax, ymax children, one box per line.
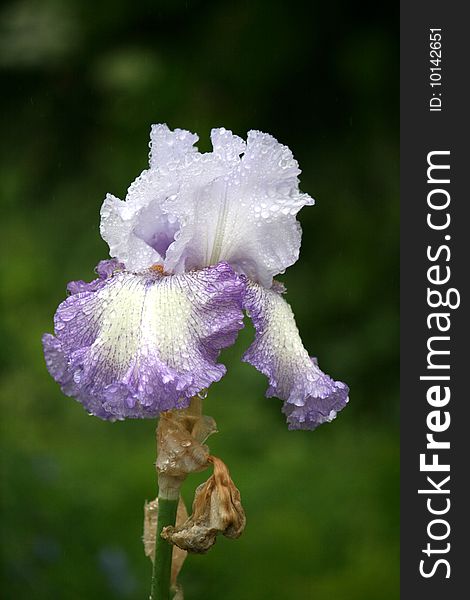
<box><xmin>42</xmin><ymin>125</ymin><xmax>348</xmax><ymax>430</ymax></box>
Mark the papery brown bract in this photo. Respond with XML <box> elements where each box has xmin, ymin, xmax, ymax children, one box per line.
<box><xmin>162</xmin><ymin>456</ymin><xmax>246</xmax><ymax>553</ymax></box>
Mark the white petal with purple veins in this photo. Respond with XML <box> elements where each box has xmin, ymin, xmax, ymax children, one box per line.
<box><xmin>242</xmin><ymin>281</ymin><xmax>348</xmax><ymax>430</ymax></box>
<box><xmin>43</xmin><ymin>263</ymin><xmax>245</xmax><ymax>420</ymax></box>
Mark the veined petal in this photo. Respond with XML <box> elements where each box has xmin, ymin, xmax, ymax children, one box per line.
<box><xmin>242</xmin><ymin>282</ymin><xmax>349</xmax><ymax>430</ymax></box>
<box><xmin>42</xmin><ymin>263</ymin><xmax>245</xmax><ymax>420</ymax></box>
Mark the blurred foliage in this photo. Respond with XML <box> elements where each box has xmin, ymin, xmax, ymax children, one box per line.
<box><xmin>0</xmin><ymin>0</ymin><xmax>398</xmax><ymax>598</ymax></box>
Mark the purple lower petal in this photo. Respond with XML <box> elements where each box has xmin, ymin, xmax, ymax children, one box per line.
<box><xmin>43</xmin><ymin>262</ymin><xmax>245</xmax><ymax>420</ymax></box>
<box><xmin>66</xmin><ymin>259</ymin><xmax>124</xmax><ymax>295</ymax></box>
<box><xmin>281</xmin><ymin>367</ymin><xmax>349</xmax><ymax>430</ymax></box>
<box><xmin>242</xmin><ymin>281</ymin><xmax>349</xmax><ymax>430</ymax></box>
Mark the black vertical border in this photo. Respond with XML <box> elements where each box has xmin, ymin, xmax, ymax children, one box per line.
<box><xmin>401</xmin><ymin>1</ymin><xmax>467</xmax><ymax>598</ymax></box>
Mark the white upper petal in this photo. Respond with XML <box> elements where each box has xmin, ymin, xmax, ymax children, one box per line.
<box><xmin>100</xmin><ymin>130</ymin><xmax>192</xmax><ymax>271</ymax></box>
<box><xmin>100</xmin><ymin>193</ymin><xmax>162</xmax><ymax>271</ymax></box>
<box><xmin>100</xmin><ymin>125</ymin><xmax>314</xmax><ymax>284</ymax></box>
<box><xmin>149</xmin><ymin>124</ymin><xmax>199</xmax><ymax>170</ymax></box>
<box><xmin>210</xmin><ymin>127</ymin><xmax>246</xmax><ymax>161</ymax></box>
<box><xmin>163</xmin><ymin>129</ymin><xmax>314</xmax><ymax>286</ymax></box>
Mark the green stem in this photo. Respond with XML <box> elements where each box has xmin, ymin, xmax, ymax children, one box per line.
<box><xmin>150</xmin><ymin>495</ymin><xmax>179</xmax><ymax>600</ymax></box>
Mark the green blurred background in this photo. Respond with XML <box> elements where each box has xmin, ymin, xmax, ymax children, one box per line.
<box><xmin>0</xmin><ymin>0</ymin><xmax>398</xmax><ymax>598</ymax></box>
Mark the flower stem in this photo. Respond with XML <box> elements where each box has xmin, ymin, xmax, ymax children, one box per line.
<box><xmin>150</xmin><ymin>397</ymin><xmax>207</xmax><ymax>598</ymax></box>
<box><xmin>150</xmin><ymin>490</ymin><xmax>179</xmax><ymax>600</ymax></box>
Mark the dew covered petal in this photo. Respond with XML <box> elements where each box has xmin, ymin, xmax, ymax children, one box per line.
<box><xmin>100</xmin><ymin>125</ymin><xmax>314</xmax><ymax>284</ymax></box>
<box><xmin>42</xmin><ymin>262</ymin><xmax>245</xmax><ymax>420</ymax></box>
<box><xmin>100</xmin><ymin>125</ymin><xmax>200</xmax><ymax>272</ymax></box>
<box><xmin>242</xmin><ymin>281</ymin><xmax>349</xmax><ymax>430</ymax></box>
<box><xmin>149</xmin><ymin>123</ymin><xmax>199</xmax><ymax>170</ymax></box>
<box><xmin>163</xmin><ymin>128</ymin><xmax>314</xmax><ymax>286</ymax></box>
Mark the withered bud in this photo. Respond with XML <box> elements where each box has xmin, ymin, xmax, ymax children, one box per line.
<box><xmin>161</xmin><ymin>456</ymin><xmax>246</xmax><ymax>554</ymax></box>
<box><xmin>156</xmin><ymin>397</ymin><xmax>218</xmax><ymax>479</ymax></box>
<box><xmin>143</xmin><ymin>497</ymin><xmax>188</xmax><ymax>585</ymax></box>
